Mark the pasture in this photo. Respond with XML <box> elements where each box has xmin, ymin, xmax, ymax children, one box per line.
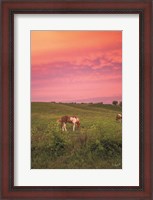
<box><xmin>31</xmin><ymin>102</ymin><xmax>122</xmax><ymax>169</ymax></box>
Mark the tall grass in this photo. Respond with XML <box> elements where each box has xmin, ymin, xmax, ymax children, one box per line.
<box><xmin>31</xmin><ymin>103</ymin><xmax>122</xmax><ymax>169</ymax></box>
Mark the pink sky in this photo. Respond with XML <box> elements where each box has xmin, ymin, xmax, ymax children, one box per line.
<box><xmin>31</xmin><ymin>31</ymin><xmax>122</xmax><ymax>103</ymax></box>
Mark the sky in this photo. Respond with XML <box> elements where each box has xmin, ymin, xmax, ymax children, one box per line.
<box><xmin>31</xmin><ymin>31</ymin><xmax>122</xmax><ymax>103</ymax></box>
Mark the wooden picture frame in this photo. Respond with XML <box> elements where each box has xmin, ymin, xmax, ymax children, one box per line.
<box><xmin>1</xmin><ymin>0</ymin><xmax>152</xmax><ymax>199</ymax></box>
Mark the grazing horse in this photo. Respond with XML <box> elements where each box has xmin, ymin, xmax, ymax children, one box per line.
<box><xmin>57</xmin><ymin>116</ymin><xmax>80</xmax><ymax>131</ymax></box>
<box><xmin>116</xmin><ymin>113</ymin><xmax>122</xmax><ymax>122</ymax></box>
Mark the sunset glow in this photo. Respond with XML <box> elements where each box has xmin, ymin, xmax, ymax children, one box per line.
<box><xmin>31</xmin><ymin>31</ymin><xmax>122</xmax><ymax>103</ymax></box>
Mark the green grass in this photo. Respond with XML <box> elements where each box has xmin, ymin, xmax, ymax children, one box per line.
<box><xmin>31</xmin><ymin>102</ymin><xmax>122</xmax><ymax>169</ymax></box>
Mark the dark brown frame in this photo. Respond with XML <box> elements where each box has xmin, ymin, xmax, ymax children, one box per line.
<box><xmin>1</xmin><ymin>0</ymin><xmax>152</xmax><ymax>199</ymax></box>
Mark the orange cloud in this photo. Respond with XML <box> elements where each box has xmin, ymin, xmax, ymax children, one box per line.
<box><xmin>31</xmin><ymin>31</ymin><xmax>122</xmax><ymax>103</ymax></box>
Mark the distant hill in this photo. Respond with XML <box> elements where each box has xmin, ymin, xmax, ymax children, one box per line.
<box><xmin>32</xmin><ymin>96</ymin><xmax>122</xmax><ymax>104</ymax></box>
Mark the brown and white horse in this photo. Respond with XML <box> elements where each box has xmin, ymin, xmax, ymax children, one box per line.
<box><xmin>57</xmin><ymin>116</ymin><xmax>80</xmax><ymax>131</ymax></box>
<box><xmin>116</xmin><ymin>113</ymin><xmax>122</xmax><ymax>122</ymax></box>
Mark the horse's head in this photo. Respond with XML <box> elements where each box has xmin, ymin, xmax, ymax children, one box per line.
<box><xmin>56</xmin><ymin>119</ymin><xmax>61</xmax><ymax>124</ymax></box>
<box><xmin>76</xmin><ymin>120</ymin><xmax>80</xmax><ymax>128</ymax></box>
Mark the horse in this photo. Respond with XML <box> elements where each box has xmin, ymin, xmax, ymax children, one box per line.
<box><xmin>116</xmin><ymin>113</ymin><xmax>122</xmax><ymax>122</ymax></box>
<box><xmin>57</xmin><ymin>116</ymin><xmax>80</xmax><ymax>131</ymax></box>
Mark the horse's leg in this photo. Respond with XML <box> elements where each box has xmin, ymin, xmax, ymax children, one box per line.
<box><xmin>62</xmin><ymin>123</ymin><xmax>64</xmax><ymax>131</ymax></box>
<box><xmin>62</xmin><ymin>122</ymin><xmax>66</xmax><ymax>131</ymax></box>
<box><xmin>65</xmin><ymin>123</ymin><xmax>67</xmax><ymax>131</ymax></box>
<box><xmin>63</xmin><ymin>123</ymin><xmax>67</xmax><ymax>131</ymax></box>
<box><xmin>73</xmin><ymin>123</ymin><xmax>75</xmax><ymax>131</ymax></box>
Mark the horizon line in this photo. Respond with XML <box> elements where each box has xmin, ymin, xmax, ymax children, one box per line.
<box><xmin>31</xmin><ymin>101</ymin><xmax>122</xmax><ymax>104</ymax></box>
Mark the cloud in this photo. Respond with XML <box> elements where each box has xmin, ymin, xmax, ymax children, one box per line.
<box><xmin>31</xmin><ymin>31</ymin><xmax>122</xmax><ymax>102</ymax></box>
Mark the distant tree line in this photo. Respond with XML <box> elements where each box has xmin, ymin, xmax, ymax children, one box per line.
<box><xmin>50</xmin><ymin>101</ymin><xmax>122</xmax><ymax>106</ymax></box>
<box><xmin>50</xmin><ymin>102</ymin><xmax>104</xmax><ymax>104</ymax></box>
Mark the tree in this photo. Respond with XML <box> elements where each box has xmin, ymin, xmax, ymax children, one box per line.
<box><xmin>119</xmin><ymin>101</ymin><xmax>122</xmax><ymax>106</ymax></box>
<box><xmin>97</xmin><ymin>102</ymin><xmax>103</xmax><ymax>104</ymax></box>
<box><xmin>112</xmin><ymin>100</ymin><xmax>118</xmax><ymax>106</ymax></box>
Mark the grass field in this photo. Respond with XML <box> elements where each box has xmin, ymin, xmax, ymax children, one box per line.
<box><xmin>31</xmin><ymin>102</ymin><xmax>122</xmax><ymax>169</ymax></box>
